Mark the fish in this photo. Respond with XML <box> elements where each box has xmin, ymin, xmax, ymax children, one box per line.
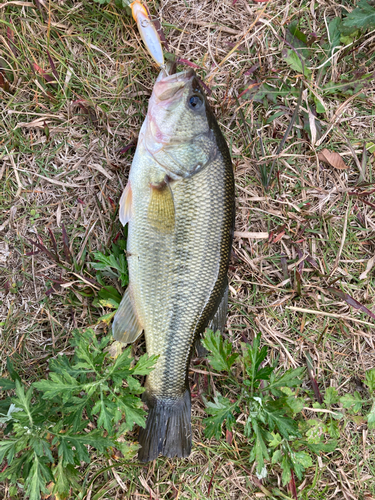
<box><xmin>130</xmin><ymin>0</ymin><xmax>164</xmax><ymax>67</ymax></box>
<box><xmin>112</xmin><ymin>68</ymin><xmax>235</xmax><ymax>462</ymax></box>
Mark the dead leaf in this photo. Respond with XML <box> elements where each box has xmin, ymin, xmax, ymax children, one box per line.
<box><xmin>359</xmin><ymin>254</ymin><xmax>375</xmax><ymax>280</ymax></box>
<box><xmin>0</xmin><ymin>71</ymin><xmax>10</xmax><ymax>92</ymax></box>
<box><xmin>56</xmin><ymin>203</ymin><xmax>61</xmax><ymax>227</ymax></box>
<box><xmin>0</xmin><ymin>241</ymin><xmax>10</xmax><ymax>263</ymax></box>
<box><xmin>309</xmin><ymin>107</ymin><xmax>317</xmax><ymax>147</ymax></box>
<box><xmin>318</xmin><ymin>148</ymin><xmax>348</xmax><ymax>170</ymax></box>
<box><xmin>234</xmin><ymin>231</ymin><xmax>269</xmax><ymax>239</ymax></box>
<box><xmin>306</xmin><ymin>352</ymin><xmax>323</xmax><ymax>404</ymax></box>
<box><xmin>107</xmin><ymin>341</ymin><xmax>124</xmax><ymax>360</ymax></box>
<box><xmin>327</xmin><ymin>287</ymin><xmax>375</xmax><ymax>320</ymax></box>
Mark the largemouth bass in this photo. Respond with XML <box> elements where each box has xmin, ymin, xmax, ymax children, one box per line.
<box><xmin>112</xmin><ymin>68</ymin><xmax>235</xmax><ymax>462</ymax></box>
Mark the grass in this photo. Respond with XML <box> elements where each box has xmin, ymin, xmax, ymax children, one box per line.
<box><xmin>1</xmin><ymin>0</ymin><xmax>375</xmax><ymax>498</ymax></box>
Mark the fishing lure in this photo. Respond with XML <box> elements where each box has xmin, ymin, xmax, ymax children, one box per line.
<box><xmin>130</xmin><ymin>0</ymin><xmax>165</xmax><ymax>68</ymax></box>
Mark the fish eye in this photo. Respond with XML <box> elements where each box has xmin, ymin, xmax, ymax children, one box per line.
<box><xmin>188</xmin><ymin>95</ymin><xmax>203</xmax><ymax>110</ymax></box>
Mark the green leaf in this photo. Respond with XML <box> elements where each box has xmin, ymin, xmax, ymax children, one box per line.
<box><xmin>98</xmin><ymin>298</ymin><xmax>119</xmax><ymax>309</ymax></box>
<box><xmin>340</xmin><ymin>392</ymin><xmax>363</xmax><ymax>413</ymax></box>
<box><xmin>313</xmin><ymin>96</ymin><xmax>326</xmax><ymax>114</ymax></box>
<box><xmin>0</xmin><ymin>439</ymin><xmax>17</xmax><ymax>464</ymax></box>
<box><xmin>14</xmin><ymin>380</ymin><xmax>33</xmax><ymax>425</ymax></box>
<box><xmin>342</xmin><ymin>1</ymin><xmax>375</xmax><ymax>34</ymax></box>
<box><xmin>283</xmin><ymin>49</ymin><xmax>311</xmax><ymax>77</ymax></box>
<box><xmin>131</xmin><ymin>353</ymin><xmax>158</xmax><ymax>376</ymax></box>
<box><xmin>7</xmin><ymin>358</ymin><xmax>21</xmax><ymax>383</ymax></box>
<box><xmin>285</xmin><ymin>396</ymin><xmax>305</xmax><ymax>415</ymax></box>
<box><xmin>281</xmin><ymin>454</ymin><xmax>292</xmax><ymax>486</ymax></box>
<box><xmin>0</xmin><ymin>403</ymin><xmax>22</xmax><ymax>424</ymax></box>
<box><xmin>111</xmin><ymin>345</ymin><xmax>131</xmax><ymax>371</ymax></box>
<box><xmin>327</xmin><ymin>18</ymin><xmax>341</xmax><ymax>55</ymax></box>
<box><xmin>272</xmin><ymin>449</ymin><xmax>282</xmax><ymax>464</ymax></box>
<box><xmin>290</xmin><ymin>451</ymin><xmax>312</xmax><ymax>480</ymax></box>
<box><xmin>293</xmin><ymin>450</ymin><xmax>312</xmax><ymax>468</ymax></box>
<box><xmin>263</xmin><ymin>405</ymin><xmax>299</xmax><ymax>439</ymax></box>
<box><xmin>305</xmin><ymin>419</ymin><xmax>327</xmax><ymax>444</ymax></box>
<box><xmin>203</xmin><ymin>394</ymin><xmax>238</xmax><ymax>440</ymax></box>
<box><xmin>0</xmin><ymin>378</ymin><xmax>16</xmax><ymax>390</ymax></box>
<box><xmin>252</xmin><ymin>419</ymin><xmax>270</xmax><ymax>473</ymax></box>
<box><xmin>288</xmin><ymin>21</ymin><xmax>308</xmax><ymax>45</ymax></box>
<box><xmin>242</xmin><ymin>334</ymin><xmax>273</xmax><ymax>389</ymax></box>
<box><xmin>122</xmin><ymin>403</ymin><xmax>147</xmax><ymax>431</ymax></box>
<box><xmin>252</xmin><ymin>83</ymin><xmax>286</xmax><ymax>104</ymax></box>
<box><xmin>305</xmin><ymin>440</ymin><xmax>337</xmax><ymax>453</ymax></box>
<box><xmin>93</xmin><ymin>395</ymin><xmax>115</xmax><ymax>432</ymax></box>
<box><xmin>32</xmin><ymin>438</ymin><xmax>54</xmax><ymax>463</ymax></box>
<box><xmin>324</xmin><ymin>387</ymin><xmax>339</xmax><ymax>406</ymax></box>
<box><xmin>113</xmin><ymin>0</ymin><xmax>132</xmax><ymax>7</ymax></box>
<box><xmin>34</xmin><ymin>372</ymin><xmax>79</xmax><ymax>401</ymax></box>
<box><xmin>0</xmin><ymin>325</ymin><xmax>149</xmax><ymax>497</ymax></box>
<box><xmin>365</xmin><ymin>369</ymin><xmax>375</xmax><ymax>393</ymax></box>
<box><xmin>91</xmin><ymin>252</ymin><xmax>128</xmax><ymax>288</ymax></box>
<box><xmin>25</xmin><ymin>455</ymin><xmax>51</xmax><ymax>500</ymax></box>
<box><xmin>93</xmin><ymin>286</ymin><xmax>122</xmax><ymax>307</ymax></box>
<box><xmin>56</xmin><ymin>432</ymin><xmax>113</xmax><ymax>465</ymax></box>
<box><xmin>268</xmin><ymin>432</ymin><xmax>282</xmax><ymax>448</ymax></box>
<box><xmin>55</xmin><ymin>437</ymin><xmax>75</xmax><ymax>465</ymax></box>
<box><xmin>202</xmin><ymin>330</ymin><xmax>239</xmax><ymax>372</ymax></box>
<box><xmin>367</xmin><ymin>401</ymin><xmax>375</xmax><ymax>429</ymax></box>
<box><xmin>97</xmin><ymin>310</ymin><xmax>117</xmax><ymax>325</ymax></box>
<box><xmin>53</xmin><ymin>460</ymin><xmax>79</xmax><ymax>499</ymax></box>
<box><xmin>267</xmin><ymin>367</ymin><xmax>305</xmax><ymax>391</ymax></box>
<box><xmin>327</xmin><ymin>419</ymin><xmax>341</xmax><ymax>439</ymax></box>
<box><xmin>126</xmin><ymin>376</ymin><xmax>143</xmax><ymax>393</ymax></box>
<box><xmin>340</xmin><ymin>31</ymin><xmax>360</xmax><ymax>45</ymax></box>
<box><xmin>244</xmin><ymin>335</ymin><xmax>266</xmax><ymax>371</ymax></box>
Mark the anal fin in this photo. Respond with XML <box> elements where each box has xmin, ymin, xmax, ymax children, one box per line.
<box><xmin>195</xmin><ymin>284</ymin><xmax>229</xmax><ymax>358</ymax></box>
<box><xmin>147</xmin><ymin>179</ymin><xmax>175</xmax><ymax>233</ymax></box>
<box><xmin>207</xmin><ymin>284</ymin><xmax>229</xmax><ymax>334</ymax></box>
<box><xmin>112</xmin><ymin>287</ymin><xmax>143</xmax><ymax>344</ymax></box>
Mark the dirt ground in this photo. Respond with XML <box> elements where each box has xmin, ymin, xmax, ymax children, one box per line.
<box><xmin>1</xmin><ymin>0</ymin><xmax>375</xmax><ymax>498</ymax></box>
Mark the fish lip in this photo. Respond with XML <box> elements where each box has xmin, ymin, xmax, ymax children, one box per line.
<box><xmin>158</xmin><ymin>68</ymin><xmax>195</xmax><ymax>84</ymax></box>
<box><xmin>153</xmin><ymin>69</ymin><xmax>195</xmax><ymax>101</ymax></box>
<box><xmin>153</xmin><ymin>68</ymin><xmax>195</xmax><ymax>102</ymax></box>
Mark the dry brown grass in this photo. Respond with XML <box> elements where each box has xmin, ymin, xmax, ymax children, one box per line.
<box><xmin>1</xmin><ymin>0</ymin><xmax>375</xmax><ymax>498</ymax></box>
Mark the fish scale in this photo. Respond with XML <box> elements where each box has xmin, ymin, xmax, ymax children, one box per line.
<box><xmin>113</xmin><ymin>69</ymin><xmax>234</xmax><ymax>461</ymax></box>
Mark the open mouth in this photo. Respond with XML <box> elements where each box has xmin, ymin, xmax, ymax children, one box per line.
<box><xmin>154</xmin><ymin>69</ymin><xmax>194</xmax><ymax>102</ymax></box>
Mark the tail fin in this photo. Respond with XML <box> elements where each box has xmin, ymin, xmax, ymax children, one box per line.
<box><xmin>138</xmin><ymin>389</ymin><xmax>191</xmax><ymax>462</ymax></box>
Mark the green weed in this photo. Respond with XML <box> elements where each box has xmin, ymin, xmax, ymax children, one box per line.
<box><xmin>202</xmin><ymin>330</ymin><xmax>336</xmax><ymax>487</ymax></box>
<box><xmin>0</xmin><ymin>328</ymin><xmax>156</xmax><ymax>500</ymax></box>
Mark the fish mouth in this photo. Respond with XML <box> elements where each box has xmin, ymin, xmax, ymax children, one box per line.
<box><xmin>153</xmin><ymin>69</ymin><xmax>195</xmax><ymax>102</ymax></box>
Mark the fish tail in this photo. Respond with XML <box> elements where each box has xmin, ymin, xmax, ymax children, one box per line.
<box><xmin>138</xmin><ymin>388</ymin><xmax>191</xmax><ymax>462</ymax></box>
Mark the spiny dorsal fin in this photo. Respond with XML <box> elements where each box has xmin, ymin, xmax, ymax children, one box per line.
<box><xmin>119</xmin><ymin>182</ymin><xmax>132</xmax><ymax>226</ymax></box>
<box><xmin>147</xmin><ymin>179</ymin><xmax>175</xmax><ymax>233</ymax></box>
<box><xmin>112</xmin><ymin>287</ymin><xmax>143</xmax><ymax>344</ymax></box>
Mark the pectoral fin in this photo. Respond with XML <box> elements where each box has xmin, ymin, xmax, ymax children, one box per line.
<box><xmin>119</xmin><ymin>182</ymin><xmax>132</xmax><ymax>226</ymax></box>
<box><xmin>112</xmin><ymin>287</ymin><xmax>143</xmax><ymax>344</ymax></box>
<box><xmin>147</xmin><ymin>179</ymin><xmax>175</xmax><ymax>233</ymax></box>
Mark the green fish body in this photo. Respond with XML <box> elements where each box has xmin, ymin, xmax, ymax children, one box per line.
<box><xmin>113</xmin><ymin>69</ymin><xmax>235</xmax><ymax>461</ymax></box>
